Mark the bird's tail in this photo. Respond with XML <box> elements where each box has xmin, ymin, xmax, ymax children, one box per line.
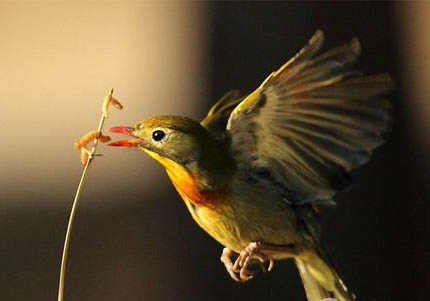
<box><xmin>294</xmin><ymin>246</ymin><xmax>355</xmax><ymax>301</ymax></box>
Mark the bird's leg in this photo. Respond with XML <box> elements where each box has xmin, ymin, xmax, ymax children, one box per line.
<box><xmin>233</xmin><ymin>242</ymin><xmax>299</xmax><ymax>282</ymax></box>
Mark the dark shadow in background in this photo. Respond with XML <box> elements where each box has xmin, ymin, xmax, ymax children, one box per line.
<box><xmin>207</xmin><ymin>3</ymin><xmax>429</xmax><ymax>300</ymax></box>
<box><xmin>1</xmin><ymin>2</ymin><xmax>428</xmax><ymax>301</ymax></box>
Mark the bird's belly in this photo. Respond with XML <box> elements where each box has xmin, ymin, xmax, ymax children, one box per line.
<box><xmin>183</xmin><ymin>194</ymin><xmax>303</xmax><ymax>253</ymax></box>
<box><xmin>166</xmin><ymin>169</ymin><xmax>304</xmax><ymax>252</ymax></box>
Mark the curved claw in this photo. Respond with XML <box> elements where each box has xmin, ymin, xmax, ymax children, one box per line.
<box><xmin>239</xmin><ymin>256</ymin><xmax>255</xmax><ymax>281</ymax></box>
<box><xmin>221</xmin><ymin>248</ymin><xmax>242</xmax><ymax>282</ymax></box>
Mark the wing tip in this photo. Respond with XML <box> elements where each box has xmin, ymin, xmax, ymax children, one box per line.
<box><xmin>311</xmin><ymin>29</ymin><xmax>325</xmax><ymax>45</ymax></box>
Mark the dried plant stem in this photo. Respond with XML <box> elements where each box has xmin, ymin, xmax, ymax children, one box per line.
<box><xmin>58</xmin><ymin>89</ymin><xmax>113</xmax><ymax>301</ymax></box>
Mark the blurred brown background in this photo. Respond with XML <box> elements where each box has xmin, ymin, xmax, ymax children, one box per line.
<box><xmin>0</xmin><ymin>2</ymin><xmax>429</xmax><ymax>301</ymax></box>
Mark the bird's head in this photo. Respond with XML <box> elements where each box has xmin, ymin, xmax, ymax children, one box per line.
<box><xmin>108</xmin><ymin>115</ymin><xmax>230</xmax><ymax>172</ymax></box>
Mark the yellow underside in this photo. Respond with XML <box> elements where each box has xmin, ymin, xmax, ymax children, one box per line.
<box><xmin>142</xmin><ymin>148</ymin><xmax>224</xmax><ymax>239</ymax></box>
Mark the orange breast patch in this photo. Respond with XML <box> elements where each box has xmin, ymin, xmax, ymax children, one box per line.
<box><xmin>143</xmin><ymin>148</ymin><xmax>220</xmax><ymax>207</ymax></box>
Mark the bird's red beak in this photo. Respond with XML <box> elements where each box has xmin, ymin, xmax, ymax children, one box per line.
<box><xmin>108</xmin><ymin>126</ymin><xmax>134</xmax><ymax>136</ymax></box>
<box><xmin>107</xmin><ymin>126</ymin><xmax>143</xmax><ymax>147</ymax></box>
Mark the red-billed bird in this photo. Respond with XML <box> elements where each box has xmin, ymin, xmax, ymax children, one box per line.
<box><xmin>108</xmin><ymin>30</ymin><xmax>393</xmax><ymax>301</ymax></box>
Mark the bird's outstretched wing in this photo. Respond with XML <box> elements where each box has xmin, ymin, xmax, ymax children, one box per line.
<box><xmin>201</xmin><ymin>90</ymin><xmax>243</xmax><ymax>139</ymax></box>
<box><xmin>226</xmin><ymin>30</ymin><xmax>393</xmax><ymax>204</ymax></box>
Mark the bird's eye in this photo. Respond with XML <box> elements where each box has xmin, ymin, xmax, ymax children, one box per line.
<box><xmin>152</xmin><ymin>130</ymin><xmax>165</xmax><ymax>142</ymax></box>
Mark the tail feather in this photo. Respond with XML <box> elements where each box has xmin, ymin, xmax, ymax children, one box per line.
<box><xmin>295</xmin><ymin>249</ymin><xmax>355</xmax><ymax>301</ymax></box>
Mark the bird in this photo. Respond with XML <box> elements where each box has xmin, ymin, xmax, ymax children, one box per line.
<box><xmin>107</xmin><ymin>30</ymin><xmax>393</xmax><ymax>301</ymax></box>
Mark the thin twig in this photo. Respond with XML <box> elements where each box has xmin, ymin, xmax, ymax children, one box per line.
<box><xmin>58</xmin><ymin>89</ymin><xmax>114</xmax><ymax>301</ymax></box>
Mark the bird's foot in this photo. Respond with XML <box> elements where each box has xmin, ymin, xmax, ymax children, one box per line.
<box><xmin>220</xmin><ymin>243</ymin><xmax>275</xmax><ymax>282</ymax></box>
<box><xmin>221</xmin><ymin>242</ymin><xmax>300</xmax><ymax>282</ymax></box>
<box><xmin>233</xmin><ymin>242</ymin><xmax>275</xmax><ymax>282</ymax></box>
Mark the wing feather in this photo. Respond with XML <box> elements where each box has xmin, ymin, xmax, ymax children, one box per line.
<box><xmin>227</xmin><ymin>30</ymin><xmax>394</xmax><ymax>203</ymax></box>
<box><xmin>200</xmin><ymin>90</ymin><xmax>243</xmax><ymax>138</ymax></box>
